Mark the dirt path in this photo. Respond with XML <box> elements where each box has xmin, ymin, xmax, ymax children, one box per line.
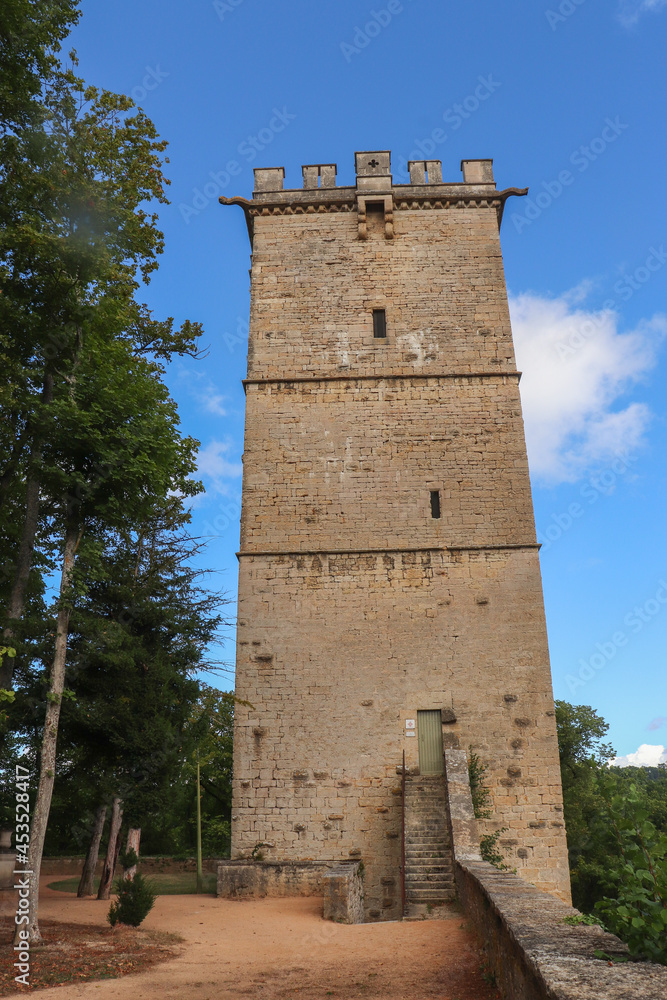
<box><xmin>3</xmin><ymin>880</ymin><xmax>498</xmax><ymax>999</ymax></box>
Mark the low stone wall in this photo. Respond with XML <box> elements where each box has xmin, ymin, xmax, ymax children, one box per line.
<box><xmin>457</xmin><ymin>860</ymin><xmax>667</xmax><ymax>999</ymax></box>
<box><xmin>40</xmin><ymin>856</ymin><xmax>220</xmax><ymax>877</ymax></box>
<box><xmin>443</xmin><ymin>749</ymin><xmax>667</xmax><ymax>1000</ymax></box>
<box><xmin>217</xmin><ymin>859</ymin><xmax>345</xmax><ymax>899</ymax></box>
<box><xmin>322</xmin><ymin>863</ymin><xmax>364</xmax><ymax>924</ymax></box>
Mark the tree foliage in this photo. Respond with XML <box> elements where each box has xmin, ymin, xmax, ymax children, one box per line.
<box><xmin>555</xmin><ymin>701</ymin><xmax>667</xmax><ymax>965</ymax></box>
<box><xmin>593</xmin><ymin>779</ymin><xmax>667</xmax><ymax>965</ymax></box>
<box><xmin>0</xmin><ymin>3</ymin><xmax>220</xmax><ymax>943</ymax></box>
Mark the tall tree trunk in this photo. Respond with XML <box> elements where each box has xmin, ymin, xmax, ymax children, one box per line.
<box><xmin>123</xmin><ymin>828</ymin><xmax>141</xmax><ymax>881</ymax></box>
<box><xmin>1</xmin><ymin>374</ymin><xmax>53</xmax><ymax>690</ymax></box>
<box><xmin>77</xmin><ymin>805</ymin><xmax>107</xmax><ymax>897</ymax></box>
<box><xmin>14</xmin><ymin>521</ymin><xmax>79</xmax><ymax>944</ymax></box>
<box><xmin>97</xmin><ymin>797</ymin><xmax>123</xmax><ymax>900</ymax></box>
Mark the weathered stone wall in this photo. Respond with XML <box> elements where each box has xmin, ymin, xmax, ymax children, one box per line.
<box><xmin>233</xmin><ymin>548</ymin><xmax>567</xmax><ymax>917</ymax></box>
<box><xmin>246</xmin><ymin>208</ymin><xmax>517</xmax><ymax>380</ymax></box>
<box><xmin>322</xmin><ymin>862</ymin><xmax>365</xmax><ymax>924</ymax></box>
<box><xmin>456</xmin><ymin>861</ymin><xmax>667</xmax><ymax>1000</ymax></box>
<box><xmin>38</xmin><ymin>856</ymin><xmax>221</xmax><ymax>876</ymax></box>
<box><xmin>241</xmin><ymin>377</ymin><xmax>533</xmax><ymax>551</ymax></box>
<box><xmin>443</xmin><ymin>748</ymin><xmax>667</xmax><ymax>999</ymax></box>
<box><xmin>217</xmin><ymin>859</ymin><xmax>343</xmax><ymax>899</ymax></box>
<box><xmin>229</xmin><ymin>153</ymin><xmax>571</xmax><ymax>920</ymax></box>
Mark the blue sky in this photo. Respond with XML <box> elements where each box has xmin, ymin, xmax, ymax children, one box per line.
<box><xmin>67</xmin><ymin>0</ymin><xmax>667</xmax><ymax>762</ymax></box>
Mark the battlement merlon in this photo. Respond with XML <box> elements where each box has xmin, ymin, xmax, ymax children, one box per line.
<box><xmin>219</xmin><ymin>150</ymin><xmax>528</xmax><ymax>242</ymax></box>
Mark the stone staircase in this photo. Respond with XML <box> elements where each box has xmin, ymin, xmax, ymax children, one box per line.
<box><xmin>403</xmin><ymin>775</ymin><xmax>456</xmax><ymax>918</ymax></box>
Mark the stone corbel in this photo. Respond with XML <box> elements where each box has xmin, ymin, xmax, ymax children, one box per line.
<box><xmin>357</xmin><ymin>195</ymin><xmax>394</xmax><ymax>240</ymax></box>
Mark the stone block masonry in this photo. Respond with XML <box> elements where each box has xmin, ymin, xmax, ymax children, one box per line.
<box><xmin>220</xmin><ymin>151</ymin><xmax>570</xmax><ymax>921</ymax></box>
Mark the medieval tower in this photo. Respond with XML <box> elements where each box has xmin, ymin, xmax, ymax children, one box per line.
<box><xmin>220</xmin><ymin>151</ymin><xmax>571</xmax><ymax>920</ymax></box>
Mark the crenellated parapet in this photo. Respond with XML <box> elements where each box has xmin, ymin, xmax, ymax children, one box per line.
<box><xmin>220</xmin><ymin>150</ymin><xmax>527</xmax><ymax>243</ymax></box>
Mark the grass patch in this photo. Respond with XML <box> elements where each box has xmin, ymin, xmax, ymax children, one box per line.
<box><xmin>48</xmin><ymin>872</ymin><xmax>217</xmax><ymax>895</ymax></box>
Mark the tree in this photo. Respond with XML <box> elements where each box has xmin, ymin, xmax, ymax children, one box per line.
<box><xmin>554</xmin><ymin>700</ymin><xmax>622</xmax><ymax>910</ymax></box>
<box><xmin>0</xmin><ymin>0</ymin><xmax>80</xmax><ymax>131</ymax></box>
<box><xmin>555</xmin><ymin>701</ymin><xmax>667</xmax><ymax>921</ymax></box>
<box><xmin>18</xmin><ymin>330</ymin><xmax>203</xmax><ymax>941</ymax></box>
<box><xmin>0</xmin><ymin>54</ymin><xmax>203</xmax><ymax>690</ymax></box>
<box><xmin>594</xmin><ymin>777</ymin><xmax>667</xmax><ymax>965</ymax></box>
<box><xmin>180</xmin><ymin>685</ymin><xmax>235</xmax><ymax>858</ymax></box>
<box><xmin>1</xmin><ymin>39</ymin><xmax>209</xmax><ymax>940</ymax></box>
<box><xmin>51</xmin><ymin>524</ymin><xmax>225</xmax><ymax>847</ymax></box>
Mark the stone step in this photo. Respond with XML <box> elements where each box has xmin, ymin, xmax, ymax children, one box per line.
<box><xmin>403</xmin><ymin>902</ymin><xmax>457</xmax><ymax>920</ymax></box>
<box><xmin>406</xmin><ymin>882</ymin><xmax>455</xmax><ymax>903</ymax></box>
<box><xmin>405</xmin><ymin>836</ymin><xmax>450</xmax><ymax>845</ymax></box>
<box><xmin>405</xmin><ymin>874</ymin><xmax>454</xmax><ymax>885</ymax></box>
<box><xmin>405</xmin><ymin>786</ymin><xmax>445</xmax><ymax>802</ymax></box>
<box><xmin>405</xmin><ymin>844</ymin><xmax>450</xmax><ymax>852</ymax></box>
<box><xmin>406</xmin><ymin>813</ymin><xmax>447</xmax><ymax>820</ymax></box>
<box><xmin>406</xmin><ymin>824</ymin><xmax>448</xmax><ymax>833</ymax></box>
<box><xmin>405</xmin><ymin>851</ymin><xmax>450</xmax><ymax>859</ymax></box>
<box><xmin>405</xmin><ymin>823</ymin><xmax>448</xmax><ymax>831</ymax></box>
<box><xmin>405</xmin><ymin>864</ymin><xmax>453</xmax><ymax>874</ymax></box>
<box><xmin>404</xmin><ymin>792</ymin><xmax>446</xmax><ymax>799</ymax></box>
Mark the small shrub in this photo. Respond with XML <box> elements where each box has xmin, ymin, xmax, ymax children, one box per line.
<box><xmin>469</xmin><ymin>748</ymin><xmax>513</xmax><ymax>871</ymax></box>
<box><xmin>108</xmin><ymin>872</ymin><xmax>156</xmax><ymax>928</ymax></box>
<box><xmin>563</xmin><ymin>912</ymin><xmax>602</xmax><ymax>927</ymax></box>
<box><xmin>480</xmin><ymin>829</ymin><xmax>513</xmax><ymax>871</ymax></box>
<box><xmin>468</xmin><ymin>749</ymin><xmax>492</xmax><ymax>820</ymax></box>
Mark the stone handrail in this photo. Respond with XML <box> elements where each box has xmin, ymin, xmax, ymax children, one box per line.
<box><xmin>443</xmin><ymin>749</ymin><xmax>667</xmax><ymax>999</ymax></box>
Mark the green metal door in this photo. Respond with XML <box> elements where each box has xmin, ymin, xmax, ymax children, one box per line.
<box><xmin>417</xmin><ymin>710</ymin><xmax>444</xmax><ymax>774</ymax></box>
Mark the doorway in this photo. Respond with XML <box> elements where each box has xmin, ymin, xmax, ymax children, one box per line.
<box><xmin>417</xmin><ymin>710</ymin><xmax>444</xmax><ymax>774</ymax></box>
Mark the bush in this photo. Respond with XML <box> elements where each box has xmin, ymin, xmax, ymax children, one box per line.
<box><xmin>108</xmin><ymin>871</ymin><xmax>156</xmax><ymax>928</ymax></box>
<box><xmin>593</xmin><ymin>780</ymin><xmax>667</xmax><ymax>965</ymax></box>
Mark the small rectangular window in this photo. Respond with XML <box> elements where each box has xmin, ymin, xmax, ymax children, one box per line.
<box><xmin>373</xmin><ymin>309</ymin><xmax>386</xmax><ymax>339</ymax></box>
<box><xmin>430</xmin><ymin>490</ymin><xmax>441</xmax><ymax>519</ymax></box>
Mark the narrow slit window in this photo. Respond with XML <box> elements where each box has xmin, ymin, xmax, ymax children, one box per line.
<box><xmin>373</xmin><ymin>308</ymin><xmax>386</xmax><ymax>339</ymax></box>
<box><xmin>430</xmin><ymin>490</ymin><xmax>441</xmax><ymax>519</ymax></box>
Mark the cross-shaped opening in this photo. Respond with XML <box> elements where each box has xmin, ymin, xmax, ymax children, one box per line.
<box><xmin>368</xmin><ymin>158</ymin><xmax>380</xmax><ymax>168</ymax></box>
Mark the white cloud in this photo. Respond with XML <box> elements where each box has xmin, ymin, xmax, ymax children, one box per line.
<box><xmin>177</xmin><ymin>367</ymin><xmax>228</xmax><ymax>416</ymax></box>
<box><xmin>611</xmin><ymin>743</ymin><xmax>667</xmax><ymax>767</ymax></box>
<box><xmin>197</xmin><ymin>439</ymin><xmax>243</xmax><ymax>496</ymax></box>
<box><xmin>618</xmin><ymin>0</ymin><xmax>667</xmax><ymax>27</ymax></box>
<box><xmin>509</xmin><ymin>286</ymin><xmax>665</xmax><ymax>484</ymax></box>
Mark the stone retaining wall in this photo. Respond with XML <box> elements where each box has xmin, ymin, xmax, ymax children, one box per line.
<box><xmin>217</xmin><ymin>859</ymin><xmax>344</xmax><ymax>899</ymax></box>
<box><xmin>40</xmin><ymin>856</ymin><xmax>220</xmax><ymax>877</ymax></box>
<box><xmin>322</xmin><ymin>862</ymin><xmax>365</xmax><ymax>924</ymax></box>
<box><xmin>443</xmin><ymin>749</ymin><xmax>667</xmax><ymax>999</ymax></box>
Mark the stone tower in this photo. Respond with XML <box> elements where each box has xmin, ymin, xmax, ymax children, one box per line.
<box><xmin>220</xmin><ymin>151</ymin><xmax>571</xmax><ymax>920</ymax></box>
